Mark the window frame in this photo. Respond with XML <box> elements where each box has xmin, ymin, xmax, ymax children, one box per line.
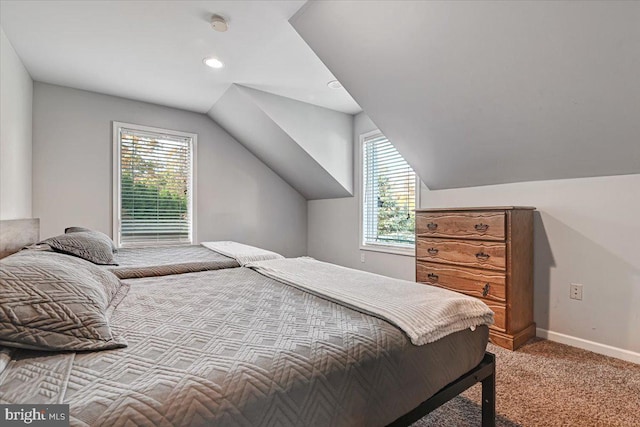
<box><xmin>112</xmin><ymin>121</ymin><xmax>197</xmax><ymax>248</ymax></box>
<box><xmin>358</xmin><ymin>130</ymin><xmax>419</xmax><ymax>257</ymax></box>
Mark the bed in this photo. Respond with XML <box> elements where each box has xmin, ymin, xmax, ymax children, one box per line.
<box><xmin>107</xmin><ymin>245</ymin><xmax>240</xmax><ymax>278</ymax></box>
<box><xmin>0</xmin><ymin>220</ymin><xmax>496</xmax><ymax>426</ymax></box>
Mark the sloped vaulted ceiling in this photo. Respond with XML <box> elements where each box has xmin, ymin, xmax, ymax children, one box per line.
<box><xmin>291</xmin><ymin>1</ymin><xmax>640</xmax><ymax>189</ymax></box>
<box><xmin>208</xmin><ymin>85</ymin><xmax>353</xmax><ymax>199</ymax></box>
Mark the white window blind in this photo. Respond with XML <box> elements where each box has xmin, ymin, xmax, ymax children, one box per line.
<box><xmin>115</xmin><ymin>124</ymin><xmax>195</xmax><ymax>246</ymax></box>
<box><xmin>362</xmin><ymin>132</ymin><xmax>416</xmax><ymax>249</ymax></box>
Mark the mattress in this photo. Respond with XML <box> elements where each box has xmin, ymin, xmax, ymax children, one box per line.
<box><xmin>0</xmin><ymin>267</ymin><xmax>488</xmax><ymax>427</ymax></box>
<box><xmin>108</xmin><ymin>244</ymin><xmax>240</xmax><ymax>278</ymax></box>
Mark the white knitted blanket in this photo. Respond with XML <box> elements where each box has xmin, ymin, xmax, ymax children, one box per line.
<box><xmin>247</xmin><ymin>257</ymin><xmax>494</xmax><ymax>345</ymax></box>
<box><xmin>201</xmin><ymin>241</ymin><xmax>284</xmax><ymax>266</ymax></box>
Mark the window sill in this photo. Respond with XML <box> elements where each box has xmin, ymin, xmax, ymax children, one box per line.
<box><xmin>359</xmin><ymin>244</ymin><xmax>415</xmax><ymax>257</ymax></box>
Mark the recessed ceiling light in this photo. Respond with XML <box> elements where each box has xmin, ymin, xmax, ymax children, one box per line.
<box><xmin>204</xmin><ymin>57</ymin><xmax>224</xmax><ymax>69</ymax></box>
<box><xmin>327</xmin><ymin>80</ymin><xmax>343</xmax><ymax>89</ymax></box>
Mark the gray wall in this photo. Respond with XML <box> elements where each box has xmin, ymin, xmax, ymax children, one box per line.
<box><xmin>308</xmin><ymin>112</ymin><xmax>415</xmax><ymax>280</ymax></box>
<box><xmin>308</xmin><ymin>111</ymin><xmax>640</xmax><ymax>358</ymax></box>
<box><xmin>0</xmin><ymin>27</ymin><xmax>32</xmax><ymax>220</ymax></box>
<box><xmin>32</xmin><ymin>83</ymin><xmax>307</xmax><ymax>257</ymax></box>
<box><xmin>420</xmin><ymin>175</ymin><xmax>640</xmax><ymax>355</ymax></box>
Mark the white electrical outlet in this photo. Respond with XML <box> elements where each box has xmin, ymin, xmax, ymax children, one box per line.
<box><xmin>360</xmin><ymin>252</ymin><xmax>365</xmax><ymax>263</ymax></box>
<box><xmin>570</xmin><ymin>283</ymin><xmax>583</xmax><ymax>300</ymax></box>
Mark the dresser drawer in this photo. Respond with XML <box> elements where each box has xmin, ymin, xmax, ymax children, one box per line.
<box><xmin>417</xmin><ymin>238</ymin><xmax>506</xmax><ymax>271</ymax></box>
<box><xmin>416</xmin><ymin>261</ymin><xmax>506</xmax><ymax>302</ymax></box>
<box><xmin>421</xmin><ymin>282</ymin><xmax>507</xmax><ymax>331</ymax></box>
<box><xmin>483</xmin><ymin>299</ymin><xmax>507</xmax><ymax>332</ymax></box>
<box><xmin>416</xmin><ymin>212</ymin><xmax>505</xmax><ymax>241</ymax></box>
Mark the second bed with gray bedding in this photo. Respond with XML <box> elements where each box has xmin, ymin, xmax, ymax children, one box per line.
<box><xmin>107</xmin><ymin>244</ymin><xmax>240</xmax><ymax>278</ymax></box>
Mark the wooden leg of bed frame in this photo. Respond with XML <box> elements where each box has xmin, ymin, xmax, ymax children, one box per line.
<box><xmin>481</xmin><ymin>353</ymin><xmax>496</xmax><ymax>427</ymax></box>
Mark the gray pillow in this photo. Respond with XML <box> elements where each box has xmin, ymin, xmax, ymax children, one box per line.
<box><xmin>65</xmin><ymin>226</ymin><xmax>117</xmax><ymax>253</ymax></box>
<box><xmin>0</xmin><ymin>251</ymin><xmax>129</xmax><ymax>351</ymax></box>
<box><xmin>64</xmin><ymin>226</ymin><xmax>92</xmax><ymax>233</ymax></box>
<box><xmin>44</xmin><ymin>231</ymin><xmax>118</xmax><ymax>265</ymax></box>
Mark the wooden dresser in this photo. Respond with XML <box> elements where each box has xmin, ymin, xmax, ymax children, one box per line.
<box><xmin>415</xmin><ymin>206</ymin><xmax>535</xmax><ymax>350</ymax></box>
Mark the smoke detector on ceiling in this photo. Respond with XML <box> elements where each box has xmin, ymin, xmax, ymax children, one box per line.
<box><xmin>211</xmin><ymin>15</ymin><xmax>229</xmax><ymax>32</ymax></box>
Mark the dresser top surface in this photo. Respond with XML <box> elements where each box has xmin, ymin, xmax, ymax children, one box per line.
<box><xmin>415</xmin><ymin>206</ymin><xmax>535</xmax><ymax>213</ymax></box>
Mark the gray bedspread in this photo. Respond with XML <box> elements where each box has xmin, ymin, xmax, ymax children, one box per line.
<box><xmin>248</xmin><ymin>257</ymin><xmax>494</xmax><ymax>345</ymax></box>
<box><xmin>108</xmin><ymin>245</ymin><xmax>240</xmax><ymax>278</ymax></box>
<box><xmin>0</xmin><ymin>268</ymin><xmax>488</xmax><ymax>427</ymax></box>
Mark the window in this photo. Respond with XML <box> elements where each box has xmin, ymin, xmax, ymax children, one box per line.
<box><xmin>361</xmin><ymin>131</ymin><xmax>417</xmax><ymax>254</ymax></box>
<box><xmin>113</xmin><ymin>122</ymin><xmax>196</xmax><ymax>247</ymax></box>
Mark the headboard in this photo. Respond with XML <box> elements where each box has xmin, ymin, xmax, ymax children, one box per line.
<box><xmin>0</xmin><ymin>218</ymin><xmax>40</xmax><ymax>259</ymax></box>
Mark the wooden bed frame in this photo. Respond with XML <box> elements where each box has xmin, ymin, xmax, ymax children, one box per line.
<box><xmin>389</xmin><ymin>352</ymin><xmax>496</xmax><ymax>427</ymax></box>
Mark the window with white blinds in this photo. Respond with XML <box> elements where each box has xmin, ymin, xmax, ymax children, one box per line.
<box><xmin>113</xmin><ymin>122</ymin><xmax>196</xmax><ymax>247</ymax></box>
<box><xmin>361</xmin><ymin>131</ymin><xmax>416</xmax><ymax>251</ymax></box>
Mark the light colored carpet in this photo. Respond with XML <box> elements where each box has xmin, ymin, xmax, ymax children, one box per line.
<box><xmin>412</xmin><ymin>338</ymin><xmax>640</xmax><ymax>426</ymax></box>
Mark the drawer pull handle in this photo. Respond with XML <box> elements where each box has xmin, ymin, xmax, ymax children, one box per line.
<box><xmin>474</xmin><ymin>223</ymin><xmax>489</xmax><ymax>232</ymax></box>
<box><xmin>427</xmin><ymin>248</ymin><xmax>439</xmax><ymax>255</ymax></box>
<box><xmin>427</xmin><ymin>273</ymin><xmax>439</xmax><ymax>281</ymax></box>
<box><xmin>475</xmin><ymin>252</ymin><xmax>490</xmax><ymax>261</ymax></box>
<box><xmin>427</xmin><ymin>222</ymin><xmax>438</xmax><ymax>231</ymax></box>
<box><xmin>482</xmin><ymin>283</ymin><xmax>490</xmax><ymax>297</ymax></box>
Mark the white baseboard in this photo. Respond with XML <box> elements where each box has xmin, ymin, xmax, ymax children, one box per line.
<box><xmin>536</xmin><ymin>328</ymin><xmax>640</xmax><ymax>365</ymax></box>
